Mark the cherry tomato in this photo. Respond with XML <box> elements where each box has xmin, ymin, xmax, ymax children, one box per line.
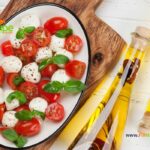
<box><xmin>38</xmin><ymin>80</ymin><xmax>60</xmax><ymax>103</ymax></box>
<box><xmin>0</xmin><ymin>104</ymin><xmax>5</xmax><ymax>122</ymax></box>
<box><xmin>46</xmin><ymin>102</ymin><xmax>65</xmax><ymax>122</ymax></box>
<box><xmin>0</xmin><ymin>126</ymin><xmax>8</xmax><ymax>132</ymax></box>
<box><xmin>15</xmin><ymin>105</ymin><xmax>30</xmax><ymax>112</ymax></box>
<box><xmin>14</xmin><ymin>48</ymin><xmax>33</xmax><ymax>65</ymax></box>
<box><xmin>32</xmin><ymin>27</ymin><xmax>51</xmax><ymax>47</ymax></box>
<box><xmin>19</xmin><ymin>82</ymin><xmax>39</xmax><ymax>100</ymax></box>
<box><xmin>21</xmin><ymin>39</ymin><xmax>38</xmax><ymax>57</ymax></box>
<box><xmin>7</xmin><ymin>73</ymin><xmax>19</xmax><ymax>90</ymax></box>
<box><xmin>0</xmin><ymin>67</ymin><xmax>5</xmax><ymax>87</ymax></box>
<box><xmin>65</xmin><ymin>60</ymin><xmax>86</xmax><ymax>79</ymax></box>
<box><xmin>15</xmin><ymin>118</ymin><xmax>41</xmax><ymax>137</ymax></box>
<box><xmin>44</xmin><ymin>17</ymin><xmax>68</xmax><ymax>34</ymax></box>
<box><xmin>40</xmin><ymin>64</ymin><xmax>58</xmax><ymax>78</ymax></box>
<box><xmin>1</xmin><ymin>40</ymin><xmax>14</xmax><ymax>56</ymax></box>
<box><xmin>65</xmin><ymin>35</ymin><xmax>83</xmax><ymax>53</ymax></box>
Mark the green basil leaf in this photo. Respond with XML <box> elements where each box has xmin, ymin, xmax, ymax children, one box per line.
<box><xmin>7</xmin><ymin>91</ymin><xmax>27</xmax><ymax>105</ymax></box>
<box><xmin>13</xmin><ymin>76</ymin><xmax>25</xmax><ymax>86</ymax></box>
<box><xmin>15</xmin><ymin>110</ymin><xmax>34</xmax><ymax>121</ymax></box>
<box><xmin>14</xmin><ymin>136</ymin><xmax>27</xmax><ymax>148</ymax></box>
<box><xmin>32</xmin><ymin>110</ymin><xmax>45</xmax><ymax>120</ymax></box>
<box><xmin>53</xmin><ymin>55</ymin><xmax>69</xmax><ymax>65</ymax></box>
<box><xmin>16</xmin><ymin>28</ymin><xmax>25</xmax><ymax>39</ymax></box>
<box><xmin>56</xmin><ymin>28</ymin><xmax>73</xmax><ymax>38</ymax></box>
<box><xmin>2</xmin><ymin>129</ymin><xmax>18</xmax><ymax>142</ymax></box>
<box><xmin>24</xmin><ymin>26</ymin><xmax>35</xmax><ymax>33</ymax></box>
<box><xmin>44</xmin><ymin>81</ymin><xmax>64</xmax><ymax>93</ymax></box>
<box><xmin>39</xmin><ymin>58</ymin><xmax>53</xmax><ymax>71</ymax></box>
<box><xmin>64</xmin><ymin>80</ymin><xmax>86</xmax><ymax>93</ymax></box>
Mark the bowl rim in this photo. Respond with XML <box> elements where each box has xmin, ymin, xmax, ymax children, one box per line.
<box><xmin>0</xmin><ymin>2</ymin><xmax>91</xmax><ymax>150</ymax></box>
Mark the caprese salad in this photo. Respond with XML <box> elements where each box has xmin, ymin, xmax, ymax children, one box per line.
<box><xmin>0</xmin><ymin>14</ymin><xmax>86</xmax><ymax>148</ymax></box>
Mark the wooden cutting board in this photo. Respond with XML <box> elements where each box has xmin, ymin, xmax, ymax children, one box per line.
<box><xmin>0</xmin><ymin>0</ymin><xmax>126</xmax><ymax>149</ymax></box>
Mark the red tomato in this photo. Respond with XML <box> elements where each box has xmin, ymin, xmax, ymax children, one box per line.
<box><xmin>19</xmin><ymin>82</ymin><xmax>39</xmax><ymax>100</ymax></box>
<box><xmin>44</xmin><ymin>17</ymin><xmax>68</xmax><ymax>34</ymax></box>
<box><xmin>7</xmin><ymin>73</ymin><xmax>19</xmax><ymax>90</ymax></box>
<box><xmin>32</xmin><ymin>27</ymin><xmax>51</xmax><ymax>47</ymax></box>
<box><xmin>40</xmin><ymin>64</ymin><xmax>58</xmax><ymax>78</ymax></box>
<box><xmin>1</xmin><ymin>40</ymin><xmax>14</xmax><ymax>56</ymax></box>
<box><xmin>65</xmin><ymin>60</ymin><xmax>86</xmax><ymax>79</ymax></box>
<box><xmin>15</xmin><ymin>105</ymin><xmax>30</xmax><ymax>112</ymax></box>
<box><xmin>0</xmin><ymin>127</ymin><xmax>8</xmax><ymax>132</ymax></box>
<box><xmin>15</xmin><ymin>118</ymin><xmax>41</xmax><ymax>137</ymax></box>
<box><xmin>65</xmin><ymin>35</ymin><xmax>83</xmax><ymax>53</ymax></box>
<box><xmin>14</xmin><ymin>48</ymin><xmax>33</xmax><ymax>65</ymax></box>
<box><xmin>46</xmin><ymin>103</ymin><xmax>65</xmax><ymax>122</ymax></box>
<box><xmin>38</xmin><ymin>80</ymin><xmax>60</xmax><ymax>103</ymax></box>
<box><xmin>21</xmin><ymin>39</ymin><xmax>38</xmax><ymax>57</ymax></box>
<box><xmin>0</xmin><ymin>67</ymin><xmax>5</xmax><ymax>87</ymax></box>
<box><xmin>0</xmin><ymin>104</ymin><xmax>5</xmax><ymax>122</ymax></box>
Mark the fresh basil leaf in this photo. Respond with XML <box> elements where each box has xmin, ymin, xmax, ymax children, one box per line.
<box><xmin>39</xmin><ymin>58</ymin><xmax>53</xmax><ymax>71</ymax></box>
<box><xmin>15</xmin><ymin>110</ymin><xmax>34</xmax><ymax>121</ymax></box>
<box><xmin>13</xmin><ymin>76</ymin><xmax>25</xmax><ymax>86</ymax></box>
<box><xmin>16</xmin><ymin>28</ymin><xmax>25</xmax><ymax>39</ymax></box>
<box><xmin>14</xmin><ymin>136</ymin><xmax>27</xmax><ymax>148</ymax></box>
<box><xmin>7</xmin><ymin>91</ymin><xmax>27</xmax><ymax>105</ymax></box>
<box><xmin>56</xmin><ymin>28</ymin><xmax>73</xmax><ymax>38</ymax></box>
<box><xmin>24</xmin><ymin>26</ymin><xmax>35</xmax><ymax>33</ymax></box>
<box><xmin>44</xmin><ymin>81</ymin><xmax>64</xmax><ymax>93</ymax></box>
<box><xmin>2</xmin><ymin>129</ymin><xmax>18</xmax><ymax>142</ymax></box>
<box><xmin>64</xmin><ymin>80</ymin><xmax>86</xmax><ymax>93</ymax></box>
<box><xmin>53</xmin><ymin>55</ymin><xmax>69</xmax><ymax>65</ymax></box>
<box><xmin>32</xmin><ymin>110</ymin><xmax>45</xmax><ymax>120</ymax></box>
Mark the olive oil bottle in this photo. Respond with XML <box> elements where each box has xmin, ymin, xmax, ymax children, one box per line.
<box><xmin>51</xmin><ymin>27</ymin><xmax>150</xmax><ymax>150</ymax></box>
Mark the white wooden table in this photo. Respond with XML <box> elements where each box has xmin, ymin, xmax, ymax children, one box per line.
<box><xmin>0</xmin><ymin>0</ymin><xmax>150</xmax><ymax>150</ymax></box>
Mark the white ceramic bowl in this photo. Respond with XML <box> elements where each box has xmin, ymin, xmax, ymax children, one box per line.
<box><xmin>0</xmin><ymin>3</ymin><xmax>90</xmax><ymax>149</ymax></box>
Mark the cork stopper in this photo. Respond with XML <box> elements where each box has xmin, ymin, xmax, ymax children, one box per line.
<box><xmin>135</xmin><ymin>26</ymin><xmax>150</xmax><ymax>39</ymax></box>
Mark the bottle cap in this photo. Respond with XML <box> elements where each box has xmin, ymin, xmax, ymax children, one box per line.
<box><xmin>135</xmin><ymin>26</ymin><xmax>150</xmax><ymax>39</ymax></box>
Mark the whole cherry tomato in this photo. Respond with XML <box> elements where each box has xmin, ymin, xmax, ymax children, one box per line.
<box><xmin>38</xmin><ymin>80</ymin><xmax>60</xmax><ymax>103</ymax></box>
<box><xmin>44</xmin><ymin>17</ymin><xmax>68</xmax><ymax>34</ymax></box>
<box><xmin>15</xmin><ymin>118</ymin><xmax>41</xmax><ymax>137</ymax></box>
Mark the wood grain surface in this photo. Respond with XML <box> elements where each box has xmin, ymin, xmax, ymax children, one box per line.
<box><xmin>0</xmin><ymin>0</ymin><xmax>125</xmax><ymax>149</ymax></box>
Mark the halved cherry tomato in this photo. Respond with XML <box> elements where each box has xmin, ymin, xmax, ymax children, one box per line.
<box><xmin>32</xmin><ymin>27</ymin><xmax>51</xmax><ymax>47</ymax></box>
<box><xmin>44</xmin><ymin>17</ymin><xmax>68</xmax><ymax>34</ymax></box>
<box><xmin>7</xmin><ymin>73</ymin><xmax>19</xmax><ymax>90</ymax></box>
<box><xmin>46</xmin><ymin>102</ymin><xmax>65</xmax><ymax>122</ymax></box>
<box><xmin>65</xmin><ymin>35</ymin><xmax>83</xmax><ymax>53</ymax></box>
<box><xmin>19</xmin><ymin>82</ymin><xmax>38</xmax><ymax>100</ymax></box>
<box><xmin>40</xmin><ymin>64</ymin><xmax>58</xmax><ymax>78</ymax></box>
<box><xmin>14</xmin><ymin>48</ymin><xmax>33</xmax><ymax>65</ymax></box>
<box><xmin>65</xmin><ymin>60</ymin><xmax>86</xmax><ymax>79</ymax></box>
<box><xmin>15</xmin><ymin>118</ymin><xmax>41</xmax><ymax>137</ymax></box>
<box><xmin>15</xmin><ymin>104</ymin><xmax>30</xmax><ymax>112</ymax></box>
<box><xmin>38</xmin><ymin>80</ymin><xmax>60</xmax><ymax>103</ymax></box>
<box><xmin>21</xmin><ymin>39</ymin><xmax>38</xmax><ymax>57</ymax></box>
<box><xmin>0</xmin><ymin>104</ymin><xmax>5</xmax><ymax>122</ymax></box>
<box><xmin>0</xmin><ymin>67</ymin><xmax>5</xmax><ymax>87</ymax></box>
<box><xmin>1</xmin><ymin>40</ymin><xmax>14</xmax><ymax>56</ymax></box>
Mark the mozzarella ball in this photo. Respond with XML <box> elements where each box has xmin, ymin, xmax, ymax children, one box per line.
<box><xmin>2</xmin><ymin>111</ymin><xmax>18</xmax><ymax>128</ymax></box>
<box><xmin>0</xmin><ymin>88</ymin><xmax>4</xmax><ymax>104</ymax></box>
<box><xmin>51</xmin><ymin>69</ymin><xmax>70</xmax><ymax>83</ymax></box>
<box><xmin>1</xmin><ymin>56</ymin><xmax>22</xmax><ymax>73</ymax></box>
<box><xmin>20</xmin><ymin>14</ymin><xmax>40</xmax><ymax>28</ymax></box>
<box><xmin>35</xmin><ymin>47</ymin><xmax>52</xmax><ymax>63</ymax></box>
<box><xmin>21</xmin><ymin>62</ymin><xmax>41</xmax><ymax>83</ymax></box>
<box><xmin>10</xmin><ymin>27</ymin><xmax>23</xmax><ymax>48</ymax></box>
<box><xmin>4</xmin><ymin>90</ymin><xmax>20</xmax><ymax>110</ymax></box>
<box><xmin>29</xmin><ymin>97</ymin><xmax>48</xmax><ymax>113</ymax></box>
<box><xmin>49</xmin><ymin>35</ymin><xmax>65</xmax><ymax>52</ymax></box>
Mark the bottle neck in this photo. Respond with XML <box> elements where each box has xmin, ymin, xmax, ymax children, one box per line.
<box><xmin>131</xmin><ymin>33</ymin><xmax>149</xmax><ymax>51</ymax></box>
